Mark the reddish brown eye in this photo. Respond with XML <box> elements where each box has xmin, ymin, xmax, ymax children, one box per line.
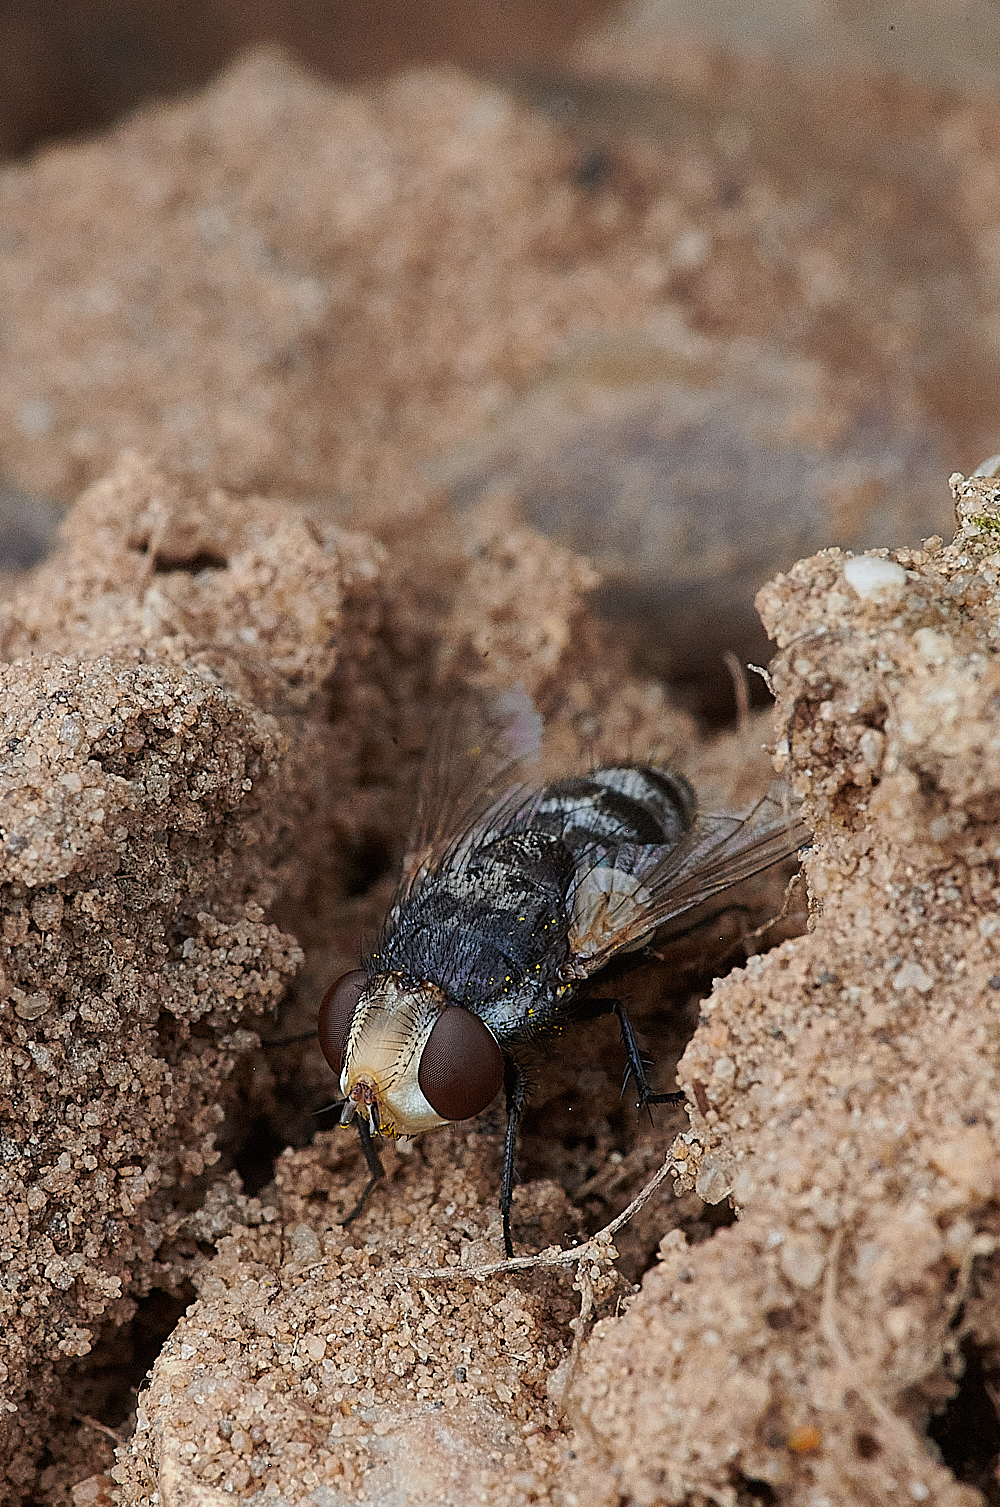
<box><xmin>418</xmin><ymin>1007</ymin><xmax>504</xmax><ymax>1121</ymax></box>
<box><xmin>317</xmin><ymin>970</ymin><xmax>367</xmax><ymax>1076</ymax></box>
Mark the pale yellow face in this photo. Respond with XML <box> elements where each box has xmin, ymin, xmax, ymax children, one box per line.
<box><xmin>339</xmin><ymin>975</ymin><xmax>450</xmax><ymax>1138</ymax></box>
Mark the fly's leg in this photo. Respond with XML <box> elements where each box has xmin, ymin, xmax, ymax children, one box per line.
<box><xmin>501</xmin><ymin>1055</ymin><xmax>528</xmax><ymax>1259</ymax></box>
<box><xmin>342</xmin><ymin>1116</ymin><xmax>386</xmax><ymax>1229</ymax></box>
<box><xmin>613</xmin><ymin>1000</ymin><xmax>685</xmax><ymax>1118</ymax></box>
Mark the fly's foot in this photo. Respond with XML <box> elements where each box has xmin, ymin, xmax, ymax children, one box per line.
<box><xmin>639</xmin><ymin>1088</ymin><xmax>686</xmax><ymax>1108</ymax></box>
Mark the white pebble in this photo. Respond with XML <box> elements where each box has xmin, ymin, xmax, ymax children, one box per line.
<box><xmin>843</xmin><ymin>555</ymin><xmax>907</xmax><ymax>600</ymax></box>
<box><xmin>780</xmin><ymin>1240</ymin><xmax>825</xmax><ymax>1290</ymax></box>
<box><xmin>892</xmin><ymin>961</ymin><xmax>935</xmax><ymax>994</ymax></box>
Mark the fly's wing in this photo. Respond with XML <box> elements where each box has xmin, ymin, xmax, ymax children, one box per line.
<box><xmin>397</xmin><ymin>685</ymin><xmax>544</xmax><ymax>898</ymax></box>
<box><xmin>568</xmin><ymin>784</ymin><xmax>811</xmax><ymax>972</ymax></box>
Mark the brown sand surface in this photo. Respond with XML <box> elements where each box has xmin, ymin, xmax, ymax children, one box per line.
<box><xmin>105</xmin><ymin>478</ymin><xmax>1000</xmax><ymax>1507</ymax></box>
<box><xmin>1</xmin><ymin>23</ymin><xmax>999</xmax><ymax>1507</ymax></box>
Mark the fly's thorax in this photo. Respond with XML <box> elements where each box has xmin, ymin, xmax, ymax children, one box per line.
<box><xmin>341</xmin><ymin>974</ymin><xmax>450</xmax><ymax>1137</ymax></box>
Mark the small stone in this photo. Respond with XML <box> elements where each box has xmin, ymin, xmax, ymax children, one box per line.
<box><xmin>780</xmin><ymin>1239</ymin><xmax>825</xmax><ymax>1291</ymax></box>
<box><xmin>843</xmin><ymin>554</ymin><xmax>907</xmax><ymax>600</ymax></box>
<box><xmin>14</xmin><ymin>991</ymin><xmax>52</xmax><ymax>1021</ymax></box>
<box><xmin>892</xmin><ymin>962</ymin><xmax>935</xmax><ymax>994</ymax></box>
<box><xmin>694</xmin><ymin>1156</ymin><xmax>734</xmax><ymax>1205</ymax></box>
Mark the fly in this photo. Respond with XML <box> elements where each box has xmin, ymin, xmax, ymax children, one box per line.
<box><xmin>318</xmin><ymin>690</ymin><xmax>809</xmax><ymax>1256</ymax></box>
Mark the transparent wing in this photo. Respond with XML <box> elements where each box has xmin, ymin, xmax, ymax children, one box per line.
<box><xmin>569</xmin><ymin>784</ymin><xmax>810</xmax><ymax>973</ymax></box>
<box><xmin>398</xmin><ymin>684</ymin><xmax>544</xmax><ymax>894</ymax></box>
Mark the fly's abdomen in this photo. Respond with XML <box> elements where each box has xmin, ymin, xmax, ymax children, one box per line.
<box><xmin>533</xmin><ymin>766</ymin><xmax>695</xmax><ymax>856</ymax></box>
<box><xmin>533</xmin><ymin>766</ymin><xmax>695</xmax><ymax>965</ymax></box>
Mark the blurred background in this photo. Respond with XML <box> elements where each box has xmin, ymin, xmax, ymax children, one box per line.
<box><xmin>2</xmin><ymin>0</ymin><xmax>999</xmax><ymax>157</ymax></box>
<box><xmin>3</xmin><ymin>0</ymin><xmax>1000</xmax><ymax>714</ymax></box>
<box><xmin>3</xmin><ymin>0</ymin><xmax>614</xmax><ymax>154</ymax></box>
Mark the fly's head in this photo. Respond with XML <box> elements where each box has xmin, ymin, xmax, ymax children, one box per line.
<box><xmin>317</xmin><ymin>970</ymin><xmax>505</xmax><ymax>1139</ymax></box>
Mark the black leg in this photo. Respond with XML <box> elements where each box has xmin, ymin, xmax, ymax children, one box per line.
<box><xmin>501</xmin><ymin>1055</ymin><xmax>528</xmax><ymax>1258</ymax></box>
<box><xmin>613</xmin><ymin>1000</ymin><xmax>685</xmax><ymax>1116</ymax></box>
<box><xmin>342</xmin><ymin>1115</ymin><xmax>386</xmax><ymax>1229</ymax></box>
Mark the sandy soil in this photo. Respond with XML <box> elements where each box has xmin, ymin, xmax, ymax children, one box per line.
<box><xmin>1</xmin><ymin>22</ymin><xmax>999</xmax><ymax>1507</ymax></box>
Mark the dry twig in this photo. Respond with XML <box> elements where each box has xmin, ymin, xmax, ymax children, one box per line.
<box><xmin>389</xmin><ymin>1151</ymin><xmax>676</xmax><ymax>1282</ymax></box>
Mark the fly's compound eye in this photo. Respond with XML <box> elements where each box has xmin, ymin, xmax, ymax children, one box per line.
<box><xmin>317</xmin><ymin>970</ymin><xmax>367</xmax><ymax>1076</ymax></box>
<box><xmin>418</xmin><ymin>1007</ymin><xmax>504</xmax><ymax>1121</ymax></box>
